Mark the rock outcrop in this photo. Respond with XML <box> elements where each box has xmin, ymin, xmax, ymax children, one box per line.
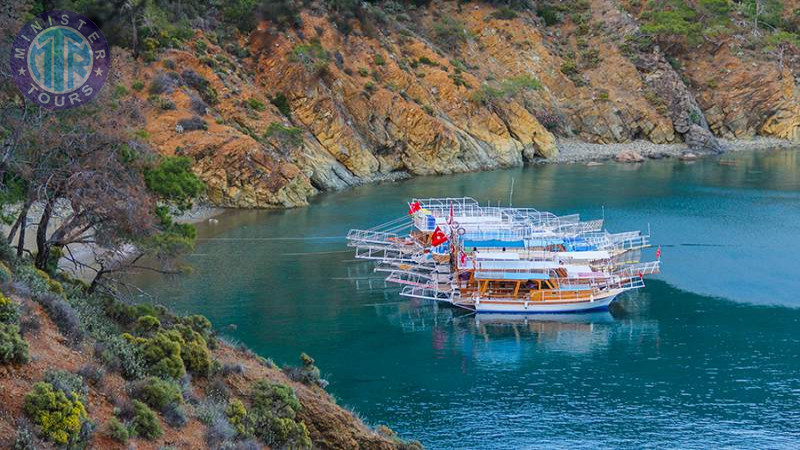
<box><xmin>112</xmin><ymin>0</ymin><xmax>800</xmax><ymax>208</ymax></box>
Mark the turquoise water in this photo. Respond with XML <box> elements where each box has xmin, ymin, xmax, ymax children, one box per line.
<box><xmin>134</xmin><ymin>149</ymin><xmax>800</xmax><ymax>448</ymax></box>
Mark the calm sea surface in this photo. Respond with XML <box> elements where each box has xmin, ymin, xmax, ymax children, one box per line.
<box><xmin>134</xmin><ymin>149</ymin><xmax>800</xmax><ymax>449</ymax></box>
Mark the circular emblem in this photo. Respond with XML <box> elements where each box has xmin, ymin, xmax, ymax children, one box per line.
<box><xmin>10</xmin><ymin>10</ymin><xmax>110</xmax><ymax>110</ymax></box>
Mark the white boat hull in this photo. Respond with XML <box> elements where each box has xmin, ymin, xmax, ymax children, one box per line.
<box><xmin>473</xmin><ymin>291</ymin><xmax>620</xmax><ymax>314</ymax></box>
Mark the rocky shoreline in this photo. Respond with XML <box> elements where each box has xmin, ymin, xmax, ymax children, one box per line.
<box><xmin>548</xmin><ymin>137</ymin><xmax>796</xmax><ymax>164</ymax></box>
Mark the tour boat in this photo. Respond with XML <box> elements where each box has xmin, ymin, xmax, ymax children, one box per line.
<box><xmin>347</xmin><ymin>197</ymin><xmax>660</xmax><ymax>313</ymax></box>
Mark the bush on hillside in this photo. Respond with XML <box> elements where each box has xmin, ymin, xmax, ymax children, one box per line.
<box><xmin>34</xmin><ymin>292</ymin><xmax>84</xmax><ymax>344</ymax></box>
<box><xmin>77</xmin><ymin>364</ymin><xmax>106</xmax><ymax>387</ymax></box>
<box><xmin>23</xmin><ymin>382</ymin><xmax>89</xmax><ymax>446</ymax></box>
<box><xmin>432</xmin><ymin>18</ymin><xmax>472</xmax><ymax>51</ymax></box>
<box><xmin>123</xmin><ymin>400</ymin><xmax>163</xmax><ymax>440</ymax></box>
<box><xmin>264</xmin><ymin>122</ymin><xmax>304</xmax><ymax>148</ymax></box>
<box><xmin>284</xmin><ymin>352</ymin><xmax>326</xmax><ymax>388</ymax></box>
<box><xmin>491</xmin><ymin>6</ymin><xmax>518</xmax><ymax>20</ymax></box>
<box><xmin>163</xmin><ymin>401</ymin><xmax>189</xmax><ymax>428</ymax></box>
<box><xmin>149</xmin><ymin>71</ymin><xmax>183</xmax><ymax>95</ymax></box>
<box><xmin>269</xmin><ymin>93</ymin><xmax>292</xmax><ymax>117</ymax></box>
<box><xmin>206</xmin><ymin>414</ymin><xmax>236</xmax><ymax>447</ymax></box>
<box><xmin>129</xmin><ymin>376</ymin><xmax>182</xmax><ymax>410</ymax></box>
<box><xmin>0</xmin><ymin>261</ymin><xmax>12</xmax><ymax>285</ymax></box>
<box><xmin>94</xmin><ymin>335</ymin><xmax>146</xmax><ymax>380</ymax></box>
<box><xmin>178</xmin><ymin>116</ymin><xmax>209</xmax><ymax>132</ymax></box>
<box><xmin>248</xmin><ymin>380</ymin><xmax>311</xmax><ymax>448</ymax></box>
<box><xmin>226</xmin><ymin>398</ymin><xmax>250</xmax><ymax>436</ymax></box>
<box><xmin>43</xmin><ymin>369</ymin><xmax>89</xmax><ymax>402</ymax></box>
<box><xmin>181</xmin><ymin>69</ymin><xmax>219</xmax><ymax>105</ymax></box>
<box><xmin>0</xmin><ymin>292</ymin><xmax>19</xmax><ymax>323</ymax></box>
<box><xmin>124</xmin><ymin>330</ymin><xmax>186</xmax><ymax>379</ymax></box>
<box><xmin>134</xmin><ymin>315</ymin><xmax>162</xmax><ymax>335</ymax></box>
<box><xmin>106</xmin><ymin>417</ymin><xmax>129</xmax><ymax>444</ymax></box>
<box><xmin>471</xmin><ymin>75</ymin><xmax>542</xmax><ymax>105</ymax></box>
<box><xmin>0</xmin><ymin>322</ymin><xmax>28</xmax><ymax>364</ymax></box>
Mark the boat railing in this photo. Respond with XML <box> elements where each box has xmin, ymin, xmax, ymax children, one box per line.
<box><xmin>399</xmin><ymin>286</ymin><xmax>456</xmax><ymax>303</ymax></box>
<box><xmin>354</xmin><ymin>245</ymin><xmax>420</xmax><ymax>263</ymax></box>
<box><xmin>414</xmin><ymin>197</ymin><xmax>479</xmax><ymax>209</ymax></box>
<box><xmin>384</xmin><ymin>269</ymin><xmax>443</xmax><ymax>290</ymax></box>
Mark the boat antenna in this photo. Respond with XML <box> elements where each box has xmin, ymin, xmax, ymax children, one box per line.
<box><xmin>601</xmin><ymin>205</ymin><xmax>605</xmax><ymax>222</ymax></box>
<box><xmin>509</xmin><ymin>177</ymin><xmax>515</xmax><ymax>207</ymax></box>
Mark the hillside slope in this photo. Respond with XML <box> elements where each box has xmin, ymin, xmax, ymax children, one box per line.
<box><xmin>0</xmin><ymin>262</ymin><xmax>414</xmax><ymax>449</ymax></box>
<box><xmin>8</xmin><ymin>0</ymin><xmax>800</xmax><ymax>208</ymax></box>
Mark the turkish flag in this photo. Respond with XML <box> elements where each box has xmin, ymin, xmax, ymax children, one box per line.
<box><xmin>459</xmin><ymin>251</ymin><xmax>467</xmax><ymax>265</ymax></box>
<box><xmin>408</xmin><ymin>201</ymin><xmax>421</xmax><ymax>215</ymax></box>
<box><xmin>431</xmin><ymin>226</ymin><xmax>448</xmax><ymax>246</ymax></box>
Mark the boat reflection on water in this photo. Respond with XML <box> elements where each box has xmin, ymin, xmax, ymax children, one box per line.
<box><xmin>457</xmin><ymin>310</ymin><xmax>617</xmax><ymax>358</ymax></box>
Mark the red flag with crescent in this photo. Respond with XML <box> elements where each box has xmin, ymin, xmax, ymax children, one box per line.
<box><xmin>431</xmin><ymin>226</ymin><xmax>448</xmax><ymax>246</ymax></box>
<box><xmin>408</xmin><ymin>201</ymin><xmax>421</xmax><ymax>215</ymax></box>
<box><xmin>656</xmin><ymin>246</ymin><xmax>662</xmax><ymax>260</ymax></box>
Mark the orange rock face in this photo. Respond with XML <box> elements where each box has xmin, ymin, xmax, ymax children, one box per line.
<box><xmin>114</xmin><ymin>1</ymin><xmax>799</xmax><ymax>207</ymax></box>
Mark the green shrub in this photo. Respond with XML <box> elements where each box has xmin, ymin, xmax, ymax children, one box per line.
<box><xmin>0</xmin><ymin>261</ymin><xmax>12</xmax><ymax>285</ymax></box>
<box><xmin>129</xmin><ymin>376</ymin><xmax>182</xmax><ymax>410</ymax></box>
<box><xmin>245</xmin><ymin>98</ymin><xmax>266</xmax><ymax>111</ymax></box>
<box><xmin>106</xmin><ymin>417</ymin><xmax>129</xmax><ymax>444</ymax></box>
<box><xmin>181</xmin><ymin>315</ymin><xmax>213</xmax><ymax>341</ymax></box>
<box><xmin>471</xmin><ymin>75</ymin><xmax>542</xmax><ymax>104</ymax></box>
<box><xmin>432</xmin><ymin>18</ymin><xmax>472</xmax><ymax>51</ymax></box>
<box><xmin>270</xmin><ymin>93</ymin><xmax>292</xmax><ymax>117</ymax></box>
<box><xmin>0</xmin><ymin>292</ymin><xmax>19</xmax><ymax>323</ymax></box>
<box><xmin>290</xmin><ymin>39</ymin><xmax>329</xmax><ymax>68</ymax></box>
<box><xmin>418</xmin><ymin>56</ymin><xmax>437</xmax><ymax>66</ymax></box>
<box><xmin>129</xmin><ymin>400</ymin><xmax>163</xmax><ymax>440</ymax></box>
<box><xmin>374</xmin><ymin>54</ymin><xmax>386</xmax><ymax>65</ymax></box>
<box><xmin>34</xmin><ymin>292</ymin><xmax>83</xmax><ymax>344</ymax></box>
<box><xmin>249</xmin><ymin>380</ymin><xmax>311</xmax><ymax>448</ymax></box>
<box><xmin>284</xmin><ymin>353</ymin><xmax>326</xmax><ymax>388</ymax></box>
<box><xmin>113</xmin><ymin>84</ymin><xmax>129</xmax><ymax>99</ymax></box>
<box><xmin>23</xmin><ymin>382</ymin><xmax>88</xmax><ymax>446</ymax></box>
<box><xmin>134</xmin><ymin>315</ymin><xmax>161</xmax><ymax>335</ymax></box>
<box><xmin>43</xmin><ymin>369</ymin><xmax>88</xmax><ymax>402</ymax></box>
<box><xmin>536</xmin><ymin>6</ymin><xmax>560</xmax><ymax>25</ymax></box>
<box><xmin>560</xmin><ymin>60</ymin><xmax>578</xmax><ymax>75</ymax></box>
<box><xmin>491</xmin><ymin>6</ymin><xmax>518</xmax><ymax>20</ymax></box>
<box><xmin>264</xmin><ymin>122</ymin><xmax>304</xmax><ymax>148</ymax></box>
<box><xmin>182</xmin><ymin>69</ymin><xmax>219</xmax><ymax>105</ymax></box>
<box><xmin>124</xmin><ymin>331</ymin><xmax>186</xmax><ymax>379</ymax></box>
<box><xmin>132</xmin><ymin>80</ymin><xmax>145</xmax><ymax>91</ymax></box>
<box><xmin>226</xmin><ymin>398</ymin><xmax>250</xmax><ymax>436</ymax></box>
<box><xmin>0</xmin><ymin>322</ymin><xmax>28</xmax><ymax>364</ymax></box>
<box><xmin>358</xmin><ymin>67</ymin><xmax>369</xmax><ymax>76</ymax></box>
<box><xmin>174</xmin><ymin>324</ymin><xmax>213</xmax><ymax>376</ymax></box>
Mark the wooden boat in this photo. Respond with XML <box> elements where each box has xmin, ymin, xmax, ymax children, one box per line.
<box><xmin>348</xmin><ymin>197</ymin><xmax>660</xmax><ymax>313</ymax></box>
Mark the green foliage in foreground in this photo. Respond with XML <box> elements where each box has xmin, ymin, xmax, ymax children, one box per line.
<box><xmin>129</xmin><ymin>400</ymin><xmax>163</xmax><ymax>440</ymax></box>
<box><xmin>249</xmin><ymin>380</ymin><xmax>312</xmax><ymax>448</ymax></box>
<box><xmin>23</xmin><ymin>382</ymin><xmax>89</xmax><ymax>446</ymax></box>
<box><xmin>0</xmin><ymin>322</ymin><xmax>28</xmax><ymax>364</ymax></box>
<box><xmin>129</xmin><ymin>376</ymin><xmax>183</xmax><ymax>410</ymax></box>
<box><xmin>106</xmin><ymin>417</ymin><xmax>129</xmax><ymax>444</ymax></box>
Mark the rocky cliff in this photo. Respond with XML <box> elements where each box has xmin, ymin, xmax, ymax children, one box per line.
<box><xmin>108</xmin><ymin>0</ymin><xmax>800</xmax><ymax>207</ymax></box>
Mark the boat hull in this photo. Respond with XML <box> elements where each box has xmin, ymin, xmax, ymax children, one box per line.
<box><xmin>473</xmin><ymin>292</ymin><xmax>619</xmax><ymax>314</ymax></box>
